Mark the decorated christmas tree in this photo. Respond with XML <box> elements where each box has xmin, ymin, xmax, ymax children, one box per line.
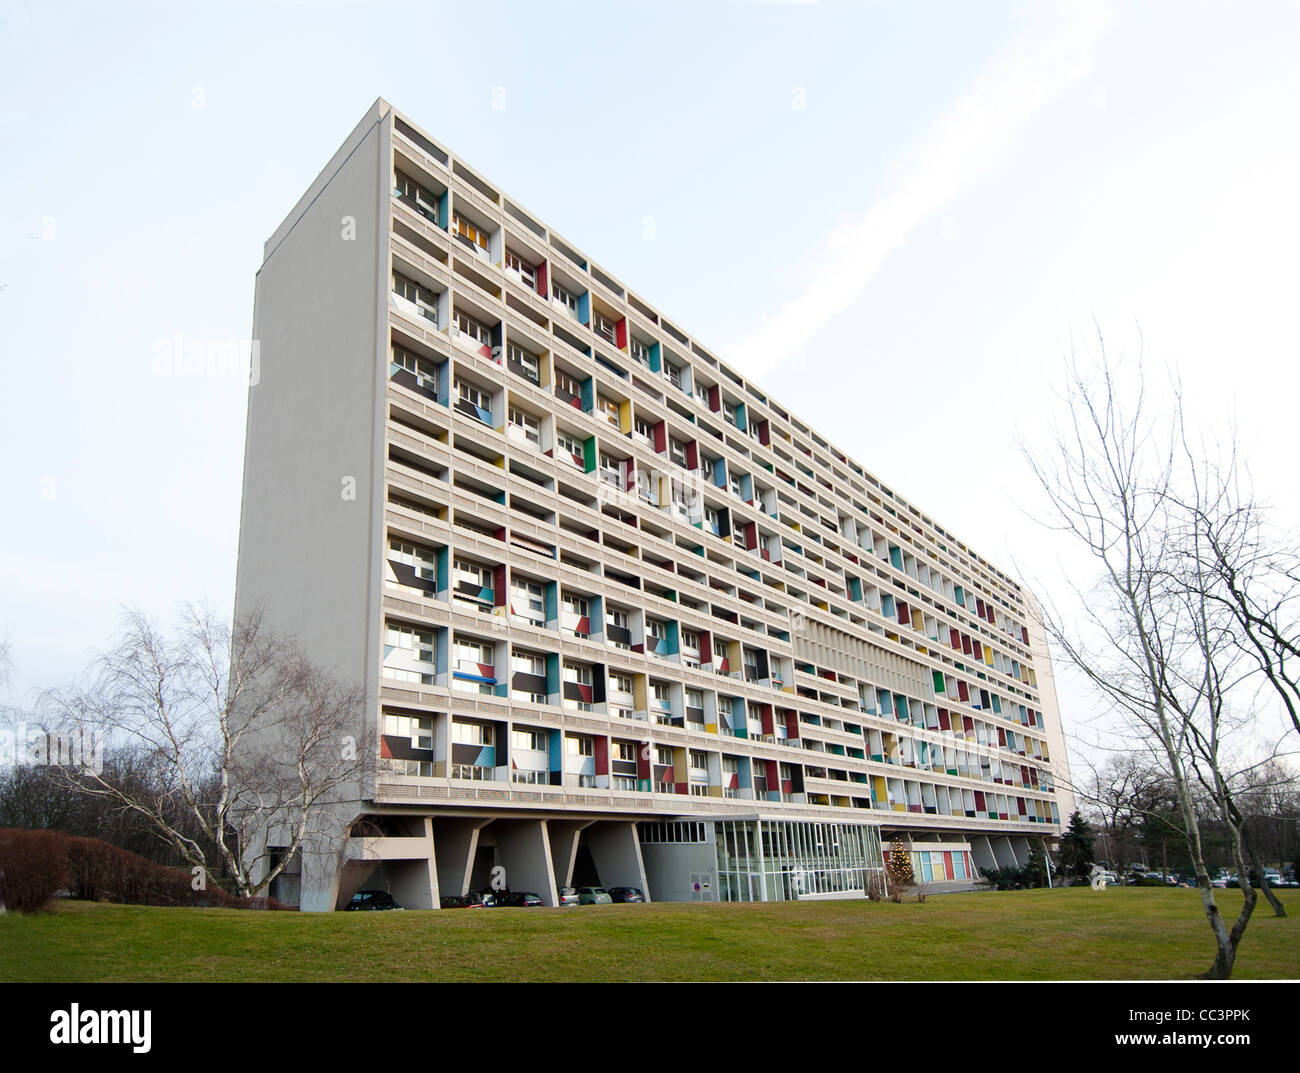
<box><xmin>887</xmin><ymin>838</ymin><xmax>914</xmax><ymax>889</ymax></box>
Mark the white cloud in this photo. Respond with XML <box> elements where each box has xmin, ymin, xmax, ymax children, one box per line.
<box><xmin>722</xmin><ymin>0</ymin><xmax>1114</xmax><ymax>378</ymax></box>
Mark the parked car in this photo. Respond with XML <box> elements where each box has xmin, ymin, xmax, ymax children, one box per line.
<box><xmin>466</xmin><ymin>890</ymin><xmax>500</xmax><ymax>908</ymax></box>
<box><xmin>557</xmin><ymin>886</ymin><xmax>581</xmax><ymax>906</ymax></box>
<box><xmin>607</xmin><ymin>886</ymin><xmax>645</xmax><ymax>903</ymax></box>
<box><xmin>344</xmin><ymin>889</ymin><xmax>403</xmax><ymax>911</ymax></box>
<box><xmin>496</xmin><ymin>891</ymin><xmax>544</xmax><ymax>907</ymax></box>
<box><xmin>440</xmin><ymin>894</ymin><xmax>479</xmax><ymax>909</ymax></box>
<box><xmin>577</xmin><ymin>886</ymin><xmax>613</xmax><ymax>905</ymax></box>
<box><xmin>440</xmin><ymin>891</ymin><xmax>496</xmax><ymax>909</ymax></box>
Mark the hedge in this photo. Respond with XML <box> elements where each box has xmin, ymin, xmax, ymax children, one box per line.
<box><xmin>0</xmin><ymin>828</ymin><xmax>286</xmax><ymax>913</ymax></box>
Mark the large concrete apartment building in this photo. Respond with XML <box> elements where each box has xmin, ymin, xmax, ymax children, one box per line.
<box><xmin>234</xmin><ymin>99</ymin><xmax>1075</xmax><ymax>911</ymax></box>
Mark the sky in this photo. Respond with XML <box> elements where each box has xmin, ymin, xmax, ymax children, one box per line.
<box><xmin>2</xmin><ymin>0</ymin><xmax>1298</xmax><ymax>784</ymax></box>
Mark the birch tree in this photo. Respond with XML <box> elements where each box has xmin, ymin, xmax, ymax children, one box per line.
<box><xmin>44</xmin><ymin>605</ymin><xmax>370</xmax><ymax>899</ymax></box>
<box><xmin>1021</xmin><ymin>332</ymin><xmax>1268</xmax><ymax>978</ymax></box>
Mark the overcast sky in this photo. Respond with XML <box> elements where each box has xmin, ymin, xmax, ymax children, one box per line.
<box><xmin>2</xmin><ymin>0</ymin><xmax>1298</xmax><ymax>780</ymax></box>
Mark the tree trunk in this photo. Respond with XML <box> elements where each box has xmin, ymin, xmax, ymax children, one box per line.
<box><xmin>1246</xmin><ymin>831</ymin><xmax>1285</xmax><ymax>918</ymax></box>
<box><xmin>1197</xmin><ymin>881</ymin><xmax>1237</xmax><ymax>979</ymax></box>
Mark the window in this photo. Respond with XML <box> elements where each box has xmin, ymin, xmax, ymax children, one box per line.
<box><xmin>666</xmin><ymin>362</ymin><xmax>684</xmax><ymax>390</ymax></box>
<box><xmin>511</xmin><ymin>652</ymin><xmax>546</xmax><ymax>676</ymax></box>
<box><xmin>686</xmin><ymin>688</ymin><xmax>704</xmax><ymax>712</ymax></box>
<box><xmin>723</xmin><ymin>402</ymin><xmax>738</xmax><ymax>427</ymax></box>
<box><xmin>652</xmin><ymin>680</ymin><xmax>672</xmax><ymax>711</ymax></box>
<box><xmin>384</xmin><ymin>712</ymin><xmax>433</xmax><ymax>750</ymax></box>
<box><xmin>394</xmin><ymin>171</ymin><xmax>440</xmax><ymax>222</ymax></box>
<box><xmin>656</xmin><ymin>746</ymin><xmax>674</xmax><ymax>766</ymax></box>
<box><xmin>592</xmin><ymin>313</ymin><xmax>617</xmax><ymax>343</ymax></box>
<box><xmin>388</xmin><ymin>539</ymin><xmax>437</xmax><ymax>583</ymax></box>
<box><xmin>554</xmin><ymin>428</ymin><xmax>584</xmax><ymax>460</ymax></box>
<box><xmin>392</xmin><ymin>272</ymin><xmax>439</xmax><ymax>323</ymax></box>
<box><xmin>669</xmin><ymin>437</ymin><xmax>688</xmax><ymax>467</ymax></box>
<box><xmin>454</xmin><ymin>639</ymin><xmax>494</xmax><ymax>666</ymax></box>
<box><xmin>555</xmin><ymin>369</ymin><xmax>582</xmax><ymax>399</ymax></box>
<box><xmin>451</xmin><ymin>763</ymin><xmax>494</xmax><ymax>780</ymax></box>
<box><xmin>729</xmin><ymin>472</ymin><xmax>745</xmax><ymax>499</ymax></box>
<box><xmin>504</xmin><ymin>248</ymin><xmax>536</xmax><ymax>289</ymax></box>
<box><xmin>509</xmin><ymin>578</ymin><xmax>545</xmax><ymax>625</ymax></box>
<box><xmin>507</xmin><ymin>342</ymin><xmax>540</xmax><ymax>383</ymax></box>
<box><xmin>562</xmin><ymin>593</ymin><xmax>590</xmax><ymax>636</ymax></box>
<box><xmin>607</xmin><ymin>609</ymin><xmax>630</xmax><ymax>651</ymax></box>
<box><xmin>507</xmin><ymin>406</ymin><xmax>540</xmax><ymax>446</ymax></box>
<box><xmin>681</xmin><ymin>630</ymin><xmax>701</xmax><ymax>669</ymax></box>
<box><xmin>452</xmin><ymin>720</ymin><xmax>492</xmax><ymax>746</ymax></box>
<box><xmin>596</xmin><ymin>394</ymin><xmax>620</xmax><ymax>426</ymax></box>
<box><xmin>633</xmin><ymin>415</ymin><xmax>655</xmax><ymax>444</ymax></box>
<box><xmin>609</xmin><ymin>672</ymin><xmax>632</xmax><ymax>696</ymax></box>
<box><xmin>386</xmin><ymin>758</ymin><xmax>434</xmax><ymax>778</ymax></box>
<box><xmin>551</xmin><ymin>281</ymin><xmax>579</xmax><ymax>313</ymax></box>
<box><xmin>704</xmin><ymin>505</ymin><xmax>721</xmax><ymax>533</ymax></box>
<box><xmin>453</xmin><ymin>639</ymin><xmax>494</xmax><ymax>695</ymax></box>
<box><xmin>629</xmin><ymin>338</ymin><xmax>650</xmax><ymax>366</ymax></box>
<box><xmin>636</xmin><ymin>469</ymin><xmax>656</xmax><ymax>504</ymax></box>
<box><xmin>512</xmin><ymin>728</ymin><xmax>548</xmax><ymax>752</ymax></box>
<box><xmin>457</xmin><ymin>380</ymin><xmax>491</xmax><ymax>420</ymax></box>
<box><xmin>452</xmin><ymin>213</ymin><xmax>490</xmax><ymax>253</ymax></box>
<box><xmin>670</xmin><ymin>481</ymin><xmax>691</xmax><ymax>518</ymax></box>
<box><xmin>454</xmin><ymin>310</ymin><xmax>493</xmax><ymax>346</ymax></box>
<box><xmin>452</xmin><ymin>558</ymin><xmax>493</xmax><ymax>610</ymax></box>
<box><xmin>512</xmin><ymin>768</ymin><xmax>548</xmax><ymax>785</ymax></box>
<box><xmin>382</xmin><ymin>624</ymin><xmax>435</xmax><ymax>685</ymax></box>
<box><xmin>391</xmin><ymin>346</ymin><xmax>439</xmax><ymax>396</ymax></box>
<box><xmin>564</xmin><ymin>663</ymin><xmax>593</xmax><ymax>711</ymax></box>
<box><xmin>510</xmin><ymin>649</ymin><xmax>547</xmax><ymax>705</ymax></box>
<box><xmin>566</xmin><ymin>735</ymin><xmax>594</xmax><ymax>757</ymax></box>
<box><xmin>613</xmin><ymin>775</ymin><xmax>637</xmax><ymax>791</ymax></box>
<box><xmin>614</xmin><ymin>741</ymin><xmax>638</xmax><ymax>762</ymax></box>
<box><xmin>599</xmin><ymin>452</ymin><xmax>622</xmax><ymax>487</ymax></box>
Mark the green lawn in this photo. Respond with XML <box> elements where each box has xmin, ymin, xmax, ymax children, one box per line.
<box><xmin>1</xmin><ymin>888</ymin><xmax>1296</xmax><ymax>982</ymax></box>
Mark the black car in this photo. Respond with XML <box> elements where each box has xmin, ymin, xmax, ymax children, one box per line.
<box><xmin>607</xmin><ymin>886</ymin><xmax>645</xmax><ymax>903</ymax></box>
<box><xmin>496</xmin><ymin>891</ymin><xmax>544</xmax><ymax>907</ymax></box>
<box><xmin>344</xmin><ymin>889</ymin><xmax>403</xmax><ymax>911</ymax></box>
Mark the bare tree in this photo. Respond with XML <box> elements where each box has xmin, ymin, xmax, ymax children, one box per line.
<box><xmin>1169</xmin><ymin>445</ymin><xmax>1299</xmax><ymax>918</ymax></box>
<box><xmin>42</xmin><ymin>605</ymin><xmax>371</xmax><ymax>899</ymax></box>
<box><xmin>0</xmin><ymin>634</ymin><xmax>12</xmax><ymax>689</ymax></box>
<box><xmin>1020</xmin><ymin>330</ymin><xmax>1276</xmax><ymax>978</ymax></box>
<box><xmin>1187</xmin><ymin>490</ymin><xmax>1300</xmax><ymax>741</ymax></box>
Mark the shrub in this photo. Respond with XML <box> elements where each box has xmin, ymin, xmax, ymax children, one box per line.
<box><xmin>2</xmin><ymin>829</ymin><xmax>288</xmax><ymax>912</ymax></box>
<box><xmin>864</xmin><ymin>871</ymin><xmax>886</xmax><ymax>902</ymax></box>
<box><xmin>65</xmin><ymin>836</ymin><xmax>287</xmax><ymax>908</ymax></box>
<box><xmin>0</xmin><ymin>828</ymin><xmax>70</xmax><ymax>913</ymax></box>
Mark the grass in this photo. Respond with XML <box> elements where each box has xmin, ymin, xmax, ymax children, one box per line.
<box><xmin>1</xmin><ymin>887</ymin><xmax>1296</xmax><ymax>982</ymax></box>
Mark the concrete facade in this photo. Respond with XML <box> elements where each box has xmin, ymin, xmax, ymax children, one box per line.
<box><xmin>234</xmin><ymin>100</ymin><xmax>1071</xmax><ymax>909</ymax></box>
